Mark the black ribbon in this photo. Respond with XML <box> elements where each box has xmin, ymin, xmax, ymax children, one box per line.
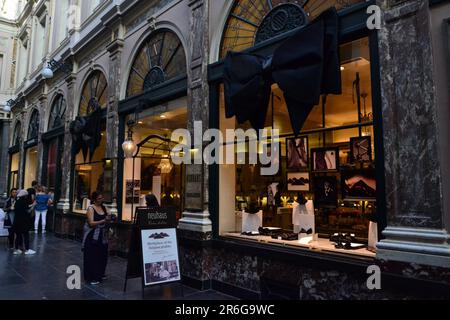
<box><xmin>224</xmin><ymin>7</ymin><xmax>341</xmax><ymax>136</ymax></box>
<box><xmin>70</xmin><ymin>99</ymin><xmax>103</xmax><ymax>162</ymax></box>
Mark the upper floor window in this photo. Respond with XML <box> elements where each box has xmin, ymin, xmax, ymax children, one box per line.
<box><xmin>220</xmin><ymin>0</ymin><xmax>364</xmax><ymax>59</ymax></box>
<box><xmin>27</xmin><ymin>109</ymin><xmax>40</xmax><ymax>140</ymax></box>
<box><xmin>11</xmin><ymin>121</ymin><xmax>21</xmax><ymax>147</ymax></box>
<box><xmin>126</xmin><ymin>29</ymin><xmax>187</xmax><ymax>97</ymax></box>
<box><xmin>49</xmin><ymin>95</ymin><xmax>66</xmax><ymax>130</ymax></box>
<box><xmin>79</xmin><ymin>70</ymin><xmax>108</xmax><ymax>116</ymax></box>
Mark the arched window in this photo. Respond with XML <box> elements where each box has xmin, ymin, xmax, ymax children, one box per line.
<box><xmin>49</xmin><ymin>95</ymin><xmax>67</xmax><ymax>130</ymax></box>
<box><xmin>27</xmin><ymin>109</ymin><xmax>40</xmax><ymax>140</ymax></box>
<box><xmin>220</xmin><ymin>0</ymin><xmax>363</xmax><ymax>58</ymax></box>
<box><xmin>12</xmin><ymin>121</ymin><xmax>21</xmax><ymax>147</ymax></box>
<box><xmin>79</xmin><ymin>70</ymin><xmax>108</xmax><ymax>116</ymax></box>
<box><xmin>126</xmin><ymin>29</ymin><xmax>187</xmax><ymax>97</ymax></box>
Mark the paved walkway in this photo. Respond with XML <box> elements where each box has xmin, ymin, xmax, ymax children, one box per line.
<box><xmin>0</xmin><ymin>233</ymin><xmax>236</xmax><ymax>300</ymax></box>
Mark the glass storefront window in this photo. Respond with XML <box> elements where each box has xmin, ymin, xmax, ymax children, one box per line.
<box><xmin>121</xmin><ymin>97</ymin><xmax>187</xmax><ymax>221</ymax></box>
<box><xmin>24</xmin><ymin>146</ymin><xmax>38</xmax><ymax>189</ymax></box>
<box><xmin>46</xmin><ymin>139</ymin><xmax>58</xmax><ymax>191</ymax></box>
<box><xmin>9</xmin><ymin>153</ymin><xmax>20</xmax><ymax>190</ymax></box>
<box><xmin>218</xmin><ymin>37</ymin><xmax>377</xmax><ymax>257</ymax></box>
<box><xmin>73</xmin><ymin>129</ymin><xmax>107</xmax><ymax>213</ymax></box>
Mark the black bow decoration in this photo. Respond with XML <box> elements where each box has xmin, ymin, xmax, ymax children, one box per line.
<box><xmin>224</xmin><ymin>8</ymin><xmax>341</xmax><ymax>136</ymax></box>
<box><xmin>70</xmin><ymin>98</ymin><xmax>103</xmax><ymax>162</ymax></box>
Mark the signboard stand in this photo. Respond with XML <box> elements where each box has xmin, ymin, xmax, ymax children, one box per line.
<box><xmin>123</xmin><ymin>207</ymin><xmax>184</xmax><ymax>299</ymax></box>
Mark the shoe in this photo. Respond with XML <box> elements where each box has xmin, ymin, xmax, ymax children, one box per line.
<box><xmin>90</xmin><ymin>281</ymin><xmax>100</xmax><ymax>285</ymax></box>
<box><xmin>42</xmin><ymin>230</ymin><xmax>46</xmax><ymax>234</ymax></box>
<box><xmin>24</xmin><ymin>250</ymin><xmax>36</xmax><ymax>255</ymax></box>
<box><xmin>34</xmin><ymin>230</ymin><xmax>39</xmax><ymax>234</ymax></box>
<box><xmin>13</xmin><ymin>249</ymin><xmax>23</xmax><ymax>255</ymax></box>
<box><xmin>101</xmin><ymin>275</ymin><xmax>108</xmax><ymax>280</ymax></box>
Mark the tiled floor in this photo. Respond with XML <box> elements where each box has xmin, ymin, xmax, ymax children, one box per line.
<box><xmin>0</xmin><ymin>233</ymin><xmax>237</xmax><ymax>300</ymax></box>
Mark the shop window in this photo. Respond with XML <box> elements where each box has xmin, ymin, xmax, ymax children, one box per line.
<box><xmin>9</xmin><ymin>152</ymin><xmax>20</xmax><ymax>190</ymax></box>
<box><xmin>72</xmin><ymin>70</ymin><xmax>109</xmax><ymax>213</ymax></box>
<box><xmin>121</xmin><ymin>97</ymin><xmax>187</xmax><ymax>221</ymax></box>
<box><xmin>126</xmin><ymin>30</ymin><xmax>187</xmax><ymax>97</ymax></box>
<box><xmin>220</xmin><ymin>0</ymin><xmax>366</xmax><ymax>59</ymax></box>
<box><xmin>24</xmin><ymin>146</ymin><xmax>38</xmax><ymax>189</ymax></box>
<box><xmin>218</xmin><ymin>37</ymin><xmax>377</xmax><ymax>257</ymax></box>
<box><xmin>73</xmin><ymin>128</ymin><xmax>107</xmax><ymax>213</ymax></box>
<box><xmin>11</xmin><ymin>121</ymin><xmax>21</xmax><ymax>147</ymax></box>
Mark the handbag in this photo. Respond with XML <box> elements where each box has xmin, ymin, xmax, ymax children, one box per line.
<box><xmin>4</xmin><ymin>212</ymin><xmax>12</xmax><ymax>228</ymax></box>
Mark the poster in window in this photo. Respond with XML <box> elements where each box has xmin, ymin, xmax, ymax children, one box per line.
<box><xmin>126</xmin><ymin>180</ymin><xmax>141</xmax><ymax>204</ymax></box>
<box><xmin>286</xmin><ymin>137</ymin><xmax>309</xmax><ymax>171</ymax></box>
<box><xmin>287</xmin><ymin>172</ymin><xmax>310</xmax><ymax>191</ymax></box>
<box><xmin>350</xmin><ymin>136</ymin><xmax>372</xmax><ymax>163</ymax></box>
<box><xmin>313</xmin><ymin>176</ymin><xmax>338</xmax><ymax>208</ymax></box>
<box><xmin>341</xmin><ymin>168</ymin><xmax>376</xmax><ymax>200</ymax></box>
<box><xmin>311</xmin><ymin>147</ymin><xmax>339</xmax><ymax>172</ymax></box>
<box><xmin>141</xmin><ymin>228</ymin><xmax>181</xmax><ymax>286</ymax></box>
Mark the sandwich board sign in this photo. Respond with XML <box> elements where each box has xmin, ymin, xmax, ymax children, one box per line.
<box><xmin>123</xmin><ymin>206</ymin><xmax>181</xmax><ymax>293</ymax></box>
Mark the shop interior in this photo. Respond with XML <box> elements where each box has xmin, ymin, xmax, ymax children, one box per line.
<box><xmin>24</xmin><ymin>146</ymin><xmax>38</xmax><ymax>189</ymax></box>
<box><xmin>9</xmin><ymin>152</ymin><xmax>20</xmax><ymax>190</ymax></box>
<box><xmin>121</xmin><ymin>97</ymin><xmax>187</xmax><ymax>222</ymax></box>
<box><xmin>219</xmin><ymin>37</ymin><xmax>378</xmax><ymax>257</ymax></box>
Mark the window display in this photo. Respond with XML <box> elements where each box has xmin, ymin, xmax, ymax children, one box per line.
<box><xmin>218</xmin><ymin>37</ymin><xmax>378</xmax><ymax>257</ymax></box>
<box><xmin>121</xmin><ymin>97</ymin><xmax>187</xmax><ymax>221</ymax></box>
<box><xmin>24</xmin><ymin>146</ymin><xmax>38</xmax><ymax>189</ymax></box>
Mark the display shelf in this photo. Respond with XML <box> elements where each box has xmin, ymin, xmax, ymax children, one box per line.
<box><xmin>222</xmin><ymin>232</ymin><xmax>376</xmax><ymax>258</ymax></box>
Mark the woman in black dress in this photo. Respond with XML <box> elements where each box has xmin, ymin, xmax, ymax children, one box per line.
<box><xmin>13</xmin><ymin>190</ymin><xmax>36</xmax><ymax>255</ymax></box>
<box><xmin>82</xmin><ymin>191</ymin><xmax>111</xmax><ymax>285</ymax></box>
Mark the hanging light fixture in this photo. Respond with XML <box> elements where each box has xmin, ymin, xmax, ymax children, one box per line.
<box><xmin>122</xmin><ymin>128</ymin><xmax>137</xmax><ymax>158</ymax></box>
<box><xmin>158</xmin><ymin>157</ymin><xmax>173</xmax><ymax>174</ymax></box>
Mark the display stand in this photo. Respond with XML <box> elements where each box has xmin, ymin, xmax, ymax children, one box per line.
<box><xmin>123</xmin><ymin>206</ymin><xmax>184</xmax><ymax>299</ymax></box>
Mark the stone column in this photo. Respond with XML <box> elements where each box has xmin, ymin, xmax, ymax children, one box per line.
<box><xmin>0</xmin><ymin>119</ymin><xmax>11</xmax><ymax>198</ymax></box>
<box><xmin>106</xmin><ymin>38</ymin><xmax>124</xmax><ymax>213</ymax></box>
<box><xmin>57</xmin><ymin>74</ymin><xmax>76</xmax><ymax>213</ymax></box>
<box><xmin>36</xmin><ymin>94</ymin><xmax>47</xmax><ymax>183</ymax></box>
<box><xmin>178</xmin><ymin>0</ymin><xmax>213</xmax><ymax>236</ymax></box>
<box><xmin>376</xmin><ymin>0</ymin><xmax>450</xmax><ymax>267</ymax></box>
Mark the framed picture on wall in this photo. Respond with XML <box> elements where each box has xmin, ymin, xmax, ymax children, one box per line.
<box><xmin>311</xmin><ymin>147</ymin><xmax>339</xmax><ymax>172</ymax></box>
<box><xmin>126</xmin><ymin>179</ymin><xmax>141</xmax><ymax>204</ymax></box>
<box><xmin>313</xmin><ymin>176</ymin><xmax>338</xmax><ymax>208</ymax></box>
<box><xmin>350</xmin><ymin>136</ymin><xmax>372</xmax><ymax>163</ymax></box>
<box><xmin>341</xmin><ymin>168</ymin><xmax>376</xmax><ymax>200</ymax></box>
<box><xmin>286</xmin><ymin>137</ymin><xmax>309</xmax><ymax>171</ymax></box>
<box><xmin>287</xmin><ymin>172</ymin><xmax>310</xmax><ymax>191</ymax></box>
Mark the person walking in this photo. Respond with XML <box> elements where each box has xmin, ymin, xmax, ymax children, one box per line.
<box><xmin>13</xmin><ymin>190</ymin><xmax>36</xmax><ymax>255</ymax></box>
<box><xmin>82</xmin><ymin>191</ymin><xmax>111</xmax><ymax>285</ymax></box>
<box><xmin>34</xmin><ymin>186</ymin><xmax>51</xmax><ymax>234</ymax></box>
<box><xmin>4</xmin><ymin>188</ymin><xmax>18</xmax><ymax>250</ymax></box>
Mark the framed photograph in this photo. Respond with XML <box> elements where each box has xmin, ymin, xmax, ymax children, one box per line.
<box><xmin>286</xmin><ymin>137</ymin><xmax>309</xmax><ymax>171</ymax></box>
<box><xmin>311</xmin><ymin>147</ymin><xmax>339</xmax><ymax>172</ymax></box>
<box><xmin>341</xmin><ymin>168</ymin><xmax>377</xmax><ymax>200</ymax></box>
<box><xmin>350</xmin><ymin>136</ymin><xmax>372</xmax><ymax>163</ymax></box>
<box><xmin>287</xmin><ymin>172</ymin><xmax>310</xmax><ymax>191</ymax></box>
<box><xmin>313</xmin><ymin>176</ymin><xmax>338</xmax><ymax>207</ymax></box>
<box><xmin>126</xmin><ymin>179</ymin><xmax>141</xmax><ymax>204</ymax></box>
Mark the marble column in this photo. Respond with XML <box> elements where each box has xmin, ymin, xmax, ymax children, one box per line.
<box><xmin>376</xmin><ymin>0</ymin><xmax>450</xmax><ymax>267</ymax></box>
<box><xmin>106</xmin><ymin>38</ymin><xmax>124</xmax><ymax>214</ymax></box>
<box><xmin>57</xmin><ymin>74</ymin><xmax>76</xmax><ymax>213</ymax></box>
<box><xmin>178</xmin><ymin>0</ymin><xmax>212</xmax><ymax>236</ymax></box>
<box><xmin>36</xmin><ymin>94</ymin><xmax>47</xmax><ymax>183</ymax></box>
<box><xmin>0</xmin><ymin>119</ymin><xmax>11</xmax><ymax>197</ymax></box>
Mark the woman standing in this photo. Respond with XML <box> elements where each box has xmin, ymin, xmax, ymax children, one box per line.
<box><xmin>4</xmin><ymin>188</ymin><xmax>17</xmax><ymax>250</ymax></box>
<box><xmin>13</xmin><ymin>190</ymin><xmax>36</xmax><ymax>255</ymax></box>
<box><xmin>34</xmin><ymin>186</ymin><xmax>51</xmax><ymax>234</ymax></box>
<box><xmin>82</xmin><ymin>192</ymin><xmax>111</xmax><ymax>285</ymax></box>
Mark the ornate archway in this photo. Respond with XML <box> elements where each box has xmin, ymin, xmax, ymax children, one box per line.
<box><xmin>126</xmin><ymin>29</ymin><xmax>187</xmax><ymax>97</ymax></box>
<box><xmin>220</xmin><ymin>0</ymin><xmax>362</xmax><ymax>58</ymax></box>
<box><xmin>12</xmin><ymin>121</ymin><xmax>21</xmax><ymax>147</ymax></box>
